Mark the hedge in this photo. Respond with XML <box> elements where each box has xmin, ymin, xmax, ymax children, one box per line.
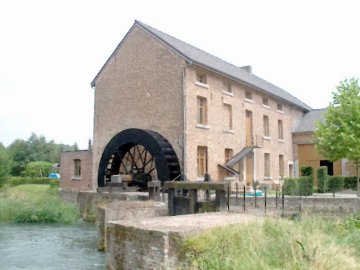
<box><xmin>344</xmin><ymin>176</ymin><xmax>357</xmax><ymax>190</ymax></box>
<box><xmin>6</xmin><ymin>177</ymin><xmax>53</xmax><ymax>187</ymax></box>
<box><xmin>317</xmin><ymin>166</ymin><xmax>328</xmax><ymax>193</ymax></box>
<box><xmin>299</xmin><ymin>176</ymin><xmax>313</xmax><ymax>196</ymax></box>
<box><xmin>300</xmin><ymin>166</ymin><xmax>314</xmax><ymax>178</ymax></box>
<box><xmin>327</xmin><ymin>176</ymin><xmax>344</xmax><ymax>192</ymax></box>
<box><xmin>283</xmin><ymin>178</ymin><xmax>298</xmax><ymax>195</ymax></box>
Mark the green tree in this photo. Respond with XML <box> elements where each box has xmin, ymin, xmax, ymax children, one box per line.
<box><xmin>0</xmin><ymin>143</ymin><xmax>12</xmax><ymax>186</ymax></box>
<box><xmin>315</xmin><ymin>78</ymin><xmax>360</xmax><ymax>196</ymax></box>
<box><xmin>25</xmin><ymin>161</ymin><xmax>53</xmax><ymax>178</ymax></box>
<box><xmin>8</xmin><ymin>139</ymin><xmax>30</xmax><ymax>175</ymax></box>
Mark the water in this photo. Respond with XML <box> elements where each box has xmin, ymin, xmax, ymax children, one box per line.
<box><xmin>0</xmin><ymin>223</ymin><xmax>105</xmax><ymax>270</ymax></box>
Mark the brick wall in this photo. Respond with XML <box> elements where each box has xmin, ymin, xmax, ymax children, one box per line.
<box><xmin>60</xmin><ymin>150</ymin><xmax>92</xmax><ymax>192</ymax></box>
<box><xmin>92</xmin><ymin>26</ymin><xmax>187</xmax><ymax>189</ymax></box>
<box><xmin>184</xmin><ymin>67</ymin><xmax>305</xmax><ymax>184</ymax></box>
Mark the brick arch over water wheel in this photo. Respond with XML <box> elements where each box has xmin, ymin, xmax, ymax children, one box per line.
<box><xmin>98</xmin><ymin>129</ymin><xmax>181</xmax><ymax>190</ymax></box>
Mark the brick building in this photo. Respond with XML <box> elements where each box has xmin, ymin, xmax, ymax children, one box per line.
<box><xmin>61</xmin><ymin>21</ymin><xmax>352</xmax><ymax>192</ymax></box>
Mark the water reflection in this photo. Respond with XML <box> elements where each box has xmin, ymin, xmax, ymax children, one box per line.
<box><xmin>0</xmin><ymin>223</ymin><xmax>105</xmax><ymax>270</ymax></box>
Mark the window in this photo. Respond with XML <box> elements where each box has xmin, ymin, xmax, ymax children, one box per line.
<box><xmin>224</xmin><ymin>103</ymin><xmax>233</xmax><ymax>130</ymax></box>
<box><xmin>278</xmin><ymin>120</ymin><xmax>284</xmax><ymax>140</ymax></box>
<box><xmin>197</xmin><ymin>146</ymin><xmax>208</xmax><ymax>177</ymax></box>
<box><xmin>277</xmin><ymin>103</ymin><xmax>283</xmax><ymax>112</ymax></box>
<box><xmin>225</xmin><ymin>148</ymin><xmax>234</xmax><ymax>176</ymax></box>
<box><xmin>223</xmin><ymin>82</ymin><xmax>232</xmax><ymax>93</ymax></box>
<box><xmin>196</xmin><ymin>73</ymin><xmax>207</xmax><ymax>84</ymax></box>
<box><xmin>262</xmin><ymin>97</ymin><xmax>269</xmax><ymax>106</ymax></box>
<box><xmin>263</xmin><ymin>115</ymin><xmax>270</xmax><ymax>137</ymax></box>
<box><xmin>245</xmin><ymin>91</ymin><xmax>252</xmax><ymax>100</ymax></box>
<box><xmin>264</xmin><ymin>153</ymin><xmax>270</xmax><ymax>178</ymax></box>
<box><xmin>279</xmin><ymin>155</ymin><xmax>284</xmax><ymax>178</ymax></box>
<box><xmin>74</xmin><ymin>159</ymin><xmax>81</xmax><ymax>177</ymax></box>
<box><xmin>197</xmin><ymin>96</ymin><xmax>207</xmax><ymax>125</ymax></box>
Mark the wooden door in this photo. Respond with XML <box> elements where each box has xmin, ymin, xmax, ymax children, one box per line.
<box><xmin>245</xmin><ymin>110</ymin><xmax>253</xmax><ymax>146</ymax></box>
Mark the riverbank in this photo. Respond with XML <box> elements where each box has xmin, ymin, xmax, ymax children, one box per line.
<box><xmin>0</xmin><ymin>184</ymin><xmax>79</xmax><ymax>223</ymax></box>
<box><xmin>182</xmin><ymin>215</ymin><xmax>360</xmax><ymax>269</ymax></box>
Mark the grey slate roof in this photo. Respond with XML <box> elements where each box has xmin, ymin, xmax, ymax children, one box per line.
<box><xmin>92</xmin><ymin>20</ymin><xmax>312</xmax><ymax>111</ymax></box>
<box><xmin>292</xmin><ymin>108</ymin><xmax>327</xmax><ymax>133</ymax></box>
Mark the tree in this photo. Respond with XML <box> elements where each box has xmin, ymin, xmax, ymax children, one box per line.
<box><xmin>0</xmin><ymin>143</ymin><xmax>12</xmax><ymax>186</ymax></box>
<box><xmin>25</xmin><ymin>161</ymin><xmax>53</xmax><ymax>178</ymax></box>
<box><xmin>314</xmin><ymin>78</ymin><xmax>360</xmax><ymax>196</ymax></box>
<box><xmin>8</xmin><ymin>139</ymin><xmax>30</xmax><ymax>175</ymax></box>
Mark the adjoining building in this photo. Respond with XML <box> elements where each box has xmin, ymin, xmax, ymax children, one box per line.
<box><xmin>60</xmin><ymin>21</ymin><xmax>355</xmax><ymax>193</ymax></box>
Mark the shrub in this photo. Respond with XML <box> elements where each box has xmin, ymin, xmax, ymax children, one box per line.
<box><xmin>327</xmin><ymin>176</ymin><xmax>344</xmax><ymax>192</ymax></box>
<box><xmin>283</xmin><ymin>178</ymin><xmax>298</xmax><ymax>195</ymax></box>
<box><xmin>317</xmin><ymin>166</ymin><xmax>328</xmax><ymax>193</ymax></box>
<box><xmin>301</xmin><ymin>166</ymin><xmax>314</xmax><ymax>178</ymax></box>
<box><xmin>344</xmin><ymin>176</ymin><xmax>357</xmax><ymax>190</ymax></box>
<box><xmin>7</xmin><ymin>177</ymin><xmax>51</xmax><ymax>187</ymax></box>
<box><xmin>299</xmin><ymin>176</ymin><xmax>313</xmax><ymax>196</ymax></box>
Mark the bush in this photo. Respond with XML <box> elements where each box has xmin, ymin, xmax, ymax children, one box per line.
<box><xmin>283</xmin><ymin>178</ymin><xmax>298</xmax><ymax>195</ymax></box>
<box><xmin>7</xmin><ymin>177</ymin><xmax>51</xmax><ymax>187</ymax></box>
<box><xmin>299</xmin><ymin>176</ymin><xmax>313</xmax><ymax>196</ymax></box>
<box><xmin>327</xmin><ymin>176</ymin><xmax>344</xmax><ymax>192</ymax></box>
<box><xmin>301</xmin><ymin>166</ymin><xmax>314</xmax><ymax>177</ymax></box>
<box><xmin>344</xmin><ymin>176</ymin><xmax>357</xmax><ymax>190</ymax></box>
<box><xmin>317</xmin><ymin>166</ymin><xmax>328</xmax><ymax>193</ymax></box>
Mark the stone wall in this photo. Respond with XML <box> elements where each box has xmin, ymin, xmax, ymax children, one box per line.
<box><xmin>229</xmin><ymin>196</ymin><xmax>360</xmax><ymax>216</ymax></box>
<box><xmin>106</xmin><ymin>212</ymin><xmax>260</xmax><ymax>270</ymax></box>
<box><xmin>97</xmin><ymin>201</ymin><xmax>167</xmax><ymax>251</ymax></box>
<box><xmin>76</xmin><ymin>191</ymin><xmax>149</xmax><ymax>222</ymax></box>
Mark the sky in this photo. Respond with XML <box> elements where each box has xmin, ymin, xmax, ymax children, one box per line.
<box><xmin>0</xmin><ymin>0</ymin><xmax>359</xmax><ymax>149</ymax></box>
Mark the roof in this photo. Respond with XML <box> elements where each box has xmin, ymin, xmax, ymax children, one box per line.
<box><xmin>91</xmin><ymin>20</ymin><xmax>312</xmax><ymax>111</ymax></box>
<box><xmin>292</xmin><ymin>108</ymin><xmax>327</xmax><ymax>133</ymax></box>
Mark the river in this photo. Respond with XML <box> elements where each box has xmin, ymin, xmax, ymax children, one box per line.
<box><xmin>0</xmin><ymin>223</ymin><xmax>105</xmax><ymax>270</ymax></box>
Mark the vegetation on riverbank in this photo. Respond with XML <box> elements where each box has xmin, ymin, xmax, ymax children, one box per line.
<box><xmin>0</xmin><ymin>184</ymin><xmax>79</xmax><ymax>224</ymax></box>
<box><xmin>182</xmin><ymin>215</ymin><xmax>360</xmax><ymax>269</ymax></box>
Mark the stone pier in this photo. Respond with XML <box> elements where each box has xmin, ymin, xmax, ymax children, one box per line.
<box><xmin>106</xmin><ymin>212</ymin><xmax>260</xmax><ymax>270</ymax></box>
<box><xmin>97</xmin><ymin>200</ymin><xmax>167</xmax><ymax>251</ymax></box>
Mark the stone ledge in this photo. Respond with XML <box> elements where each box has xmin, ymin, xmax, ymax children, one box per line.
<box><xmin>106</xmin><ymin>212</ymin><xmax>260</xmax><ymax>270</ymax></box>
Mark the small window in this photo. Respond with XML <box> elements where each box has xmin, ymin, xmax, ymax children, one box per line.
<box><xmin>279</xmin><ymin>155</ymin><xmax>284</xmax><ymax>178</ymax></box>
<box><xmin>262</xmin><ymin>97</ymin><xmax>269</xmax><ymax>106</ymax></box>
<box><xmin>224</xmin><ymin>103</ymin><xmax>233</xmax><ymax>130</ymax></box>
<box><xmin>74</xmin><ymin>159</ymin><xmax>81</xmax><ymax>177</ymax></box>
<box><xmin>264</xmin><ymin>153</ymin><xmax>270</xmax><ymax>178</ymax></box>
<box><xmin>224</xmin><ymin>82</ymin><xmax>232</xmax><ymax>93</ymax></box>
<box><xmin>278</xmin><ymin>120</ymin><xmax>284</xmax><ymax>140</ymax></box>
<box><xmin>196</xmin><ymin>74</ymin><xmax>207</xmax><ymax>84</ymax></box>
<box><xmin>263</xmin><ymin>115</ymin><xmax>270</xmax><ymax>137</ymax></box>
<box><xmin>277</xmin><ymin>103</ymin><xmax>283</xmax><ymax>112</ymax></box>
<box><xmin>197</xmin><ymin>146</ymin><xmax>208</xmax><ymax>177</ymax></box>
<box><xmin>197</xmin><ymin>96</ymin><xmax>208</xmax><ymax>125</ymax></box>
<box><xmin>245</xmin><ymin>91</ymin><xmax>252</xmax><ymax>100</ymax></box>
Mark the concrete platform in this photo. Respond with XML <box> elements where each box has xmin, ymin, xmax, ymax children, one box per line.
<box><xmin>106</xmin><ymin>212</ymin><xmax>260</xmax><ymax>270</ymax></box>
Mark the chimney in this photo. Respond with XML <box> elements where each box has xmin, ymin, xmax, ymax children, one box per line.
<box><xmin>240</xmin><ymin>65</ymin><xmax>252</xmax><ymax>74</ymax></box>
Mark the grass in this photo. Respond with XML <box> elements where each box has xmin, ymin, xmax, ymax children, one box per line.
<box><xmin>181</xmin><ymin>215</ymin><xmax>360</xmax><ymax>270</ymax></box>
<box><xmin>0</xmin><ymin>184</ymin><xmax>79</xmax><ymax>224</ymax></box>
